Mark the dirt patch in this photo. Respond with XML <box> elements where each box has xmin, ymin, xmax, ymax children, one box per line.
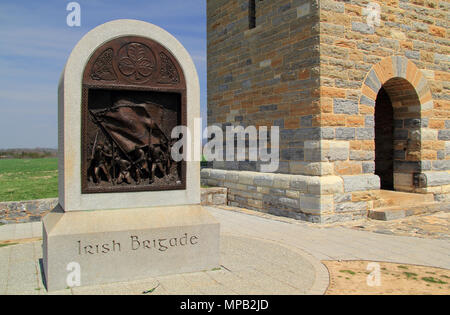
<box><xmin>323</xmin><ymin>260</ymin><xmax>450</xmax><ymax>295</ymax></box>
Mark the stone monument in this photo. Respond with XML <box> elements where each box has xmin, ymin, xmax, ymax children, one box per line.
<box><xmin>43</xmin><ymin>19</ymin><xmax>220</xmax><ymax>291</ymax></box>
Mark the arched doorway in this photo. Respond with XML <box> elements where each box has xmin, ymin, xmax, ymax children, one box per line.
<box><xmin>374</xmin><ymin>77</ymin><xmax>423</xmax><ymax>192</ymax></box>
<box><xmin>375</xmin><ymin>87</ymin><xmax>394</xmax><ymax>190</ymax></box>
<box><xmin>360</xmin><ymin>56</ymin><xmax>435</xmax><ymax>193</ymax></box>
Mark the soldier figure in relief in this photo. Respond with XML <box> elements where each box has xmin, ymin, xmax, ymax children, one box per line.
<box><xmin>114</xmin><ymin>155</ymin><xmax>132</xmax><ymax>185</ymax></box>
<box><xmin>148</xmin><ymin>144</ymin><xmax>168</xmax><ymax>183</ymax></box>
<box><xmin>133</xmin><ymin>145</ymin><xmax>150</xmax><ymax>185</ymax></box>
<box><xmin>90</xmin><ymin>143</ymin><xmax>113</xmax><ymax>184</ymax></box>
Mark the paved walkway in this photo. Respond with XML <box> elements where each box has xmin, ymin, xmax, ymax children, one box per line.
<box><xmin>0</xmin><ymin>235</ymin><xmax>325</xmax><ymax>295</ymax></box>
<box><xmin>0</xmin><ymin>222</ymin><xmax>41</xmax><ymax>241</ymax></box>
<box><xmin>341</xmin><ymin>211</ymin><xmax>450</xmax><ymax>240</ymax></box>
<box><xmin>207</xmin><ymin>207</ymin><xmax>450</xmax><ymax>269</ymax></box>
<box><xmin>0</xmin><ymin>206</ymin><xmax>449</xmax><ymax>295</ymax></box>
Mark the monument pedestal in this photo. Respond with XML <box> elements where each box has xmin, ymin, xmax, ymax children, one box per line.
<box><xmin>43</xmin><ymin>205</ymin><xmax>220</xmax><ymax>291</ymax></box>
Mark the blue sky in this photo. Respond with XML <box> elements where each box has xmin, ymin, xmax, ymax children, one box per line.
<box><xmin>0</xmin><ymin>0</ymin><xmax>207</xmax><ymax>149</ymax></box>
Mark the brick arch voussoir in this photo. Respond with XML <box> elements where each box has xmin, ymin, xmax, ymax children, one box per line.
<box><xmin>359</xmin><ymin>56</ymin><xmax>434</xmax><ymax>112</ymax></box>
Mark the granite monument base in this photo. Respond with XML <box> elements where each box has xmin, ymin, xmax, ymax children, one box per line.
<box><xmin>42</xmin><ymin>205</ymin><xmax>220</xmax><ymax>291</ymax></box>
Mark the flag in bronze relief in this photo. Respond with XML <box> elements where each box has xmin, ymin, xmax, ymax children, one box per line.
<box><xmin>87</xmin><ymin>99</ymin><xmax>180</xmax><ymax>189</ymax></box>
<box><xmin>90</xmin><ymin>103</ymin><xmax>169</xmax><ymax>154</ymax></box>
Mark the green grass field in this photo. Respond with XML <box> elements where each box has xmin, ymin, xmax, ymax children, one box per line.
<box><xmin>0</xmin><ymin>158</ymin><xmax>58</xmax><ymax>202</ymax></box>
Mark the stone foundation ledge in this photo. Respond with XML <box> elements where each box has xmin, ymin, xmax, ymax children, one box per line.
<box><xmin>396</xmin><ymin>171</ymin><xmax>450</xmax><ymax>201</ymax></box>
<box><xmin>201</xmin><ymin>169</ymin><xmax>380</xmax><ymax>223</ymax></box>
<box><xmin>418</xmin><ymin>171</ymin><xmax>450</xmax><ymax>203</ymax></box>
<box><xmin>421</xmin><ymin>171</ymin><xmax>450</xmax><ymax>187</ymax></box>
<box><xmin>201</xmin><ymin>169</ymin><xmax>380</xmax><ymax>195</ymax></box>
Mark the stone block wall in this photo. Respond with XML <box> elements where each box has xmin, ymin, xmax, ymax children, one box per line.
<box><xmin>202</xmin><ymin>168</ymin><xmax>450</xmax><ymax>223</ymax></box>
<box><xmin>206</xmin><ymin>0</ymin><xmax>450</xmax><ymax>222</ymax></box>
<box><xmin>207</xmin><ymin>0</ymin><xmax>322</xmax><ymax>174</ymax></box>
<box><xmin>207</xmin><ymin>0</ymin><xmax>449</xmax><ymax>176</ymax></box>
<box><xmin>201</xmin><ymin>168</ymin><xmax>381</xmax><ymax>223</ymax></box>
<box><xmin>318</xmin><ymin>0</ymin><xmax>449</xmax><ymax>192</ymax></box>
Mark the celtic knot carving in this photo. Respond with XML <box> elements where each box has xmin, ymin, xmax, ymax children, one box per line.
<box><xmin>158</xmin><ymin>52</ymin><xmax>180</xmax><ymax>84</ymax></box>
<box><xmin>90</xmin><ymin>48</ymin><xmax>117</xmax><ymax>81</ymax></box>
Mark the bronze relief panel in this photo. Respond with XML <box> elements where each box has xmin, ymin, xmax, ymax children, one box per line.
<box><xmin>81</xmin><ymin>36</ymin><xmax>187</xmax><ymax>194</ymax></box>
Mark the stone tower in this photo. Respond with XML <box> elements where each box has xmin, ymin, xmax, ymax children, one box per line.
<box><xmin>203</xmin><ymin>0</ymin><xmax>450</xmax><ymax>223</ymax></box>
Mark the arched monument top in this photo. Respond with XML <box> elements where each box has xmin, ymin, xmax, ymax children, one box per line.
<box><xmin>58</xmin><ymin>19</ymin><xmax>200</xmax><ymax>211</ymax></box>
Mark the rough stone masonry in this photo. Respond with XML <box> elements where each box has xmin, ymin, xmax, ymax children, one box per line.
<box><xmin>203</xmin><ymin>0</ymin><xmax>450</xmax><ymax>223</ymax></box>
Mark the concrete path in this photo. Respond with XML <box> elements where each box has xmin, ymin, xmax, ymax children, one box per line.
<box><xmin>0</xmin><ymin>222</ymin><xmax>41</xmax><ymax>241</ymax></box>
<box><xmin>206</xmin><ymin>207</ymin><xmax>450</xmax><ymax>270</ymax></box>
<box><xmin>0</xmin><ymin>206</ymin><xmax>449</xmax><ymax>295</ymax></box>
<box><xmin>0</xmin><ymin>234</ymin><xmax>325</xmax><ymax>295</ymax></box>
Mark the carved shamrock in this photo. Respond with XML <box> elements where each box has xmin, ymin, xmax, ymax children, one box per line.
<box><xmin>118</xmin><ymin>43</ymin><xmax>154</xmax><ymax>79</ymax></box>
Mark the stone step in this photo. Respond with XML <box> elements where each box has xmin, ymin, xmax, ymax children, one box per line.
<box><xmin>368</xmin><ymin>201</ymin><xmax>450</xmax><ymax>221</ymax></box>
<box><xmin>371</xmin><ymin>190</ymin><xmax>435</xmax><ymax>209</ymax></box>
